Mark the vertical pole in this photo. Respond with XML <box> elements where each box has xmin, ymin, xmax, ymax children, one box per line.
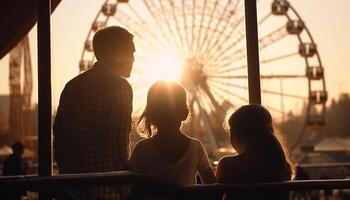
<box><xmin>37</xmin><ymin>0</ymin><xmax>52</xmax><ymax>197</ymax></box>
<box><xmin>244</xmin><ymin>0</ymin><xmax>261</xmax><ymax>104</ymax></box>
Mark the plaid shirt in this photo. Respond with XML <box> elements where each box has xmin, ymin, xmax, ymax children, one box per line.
<box><xmin>53</xmin><ymin>62</ymin><xmax>132</xmax><ymax>200</ymax></box>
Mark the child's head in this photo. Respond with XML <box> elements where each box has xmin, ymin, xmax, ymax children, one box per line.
<box><xmin>228</xmin><ymin>104</ymin><xmax>273</xmax><ymax>152</ymax></box>
<box><xmin>139</xmin><ymin>81</ymin><xmax>189</xmax><ymax>137</ymax></box>
<box><xmin>228</xmin><ymin>104</ymin><xmax>293</xmax><ymax>173</ymax></box>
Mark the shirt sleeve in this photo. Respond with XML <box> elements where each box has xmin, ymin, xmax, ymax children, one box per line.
<box><xmin>111</xmin><ymin>80</ymin><xmax>133</xmax><ymax>166</ymax></box>
<box><xmin>53</xmin><ymin>84</ymin><xmax>70</xmax><ymax>166</ymax></box>
<box><xmin>197</xmin><ymin>141</ymin><xmax>212</xmax><ymax>172</ymax></box>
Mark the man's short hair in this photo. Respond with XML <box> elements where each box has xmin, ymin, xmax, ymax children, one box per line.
<box><xmin>93</xmin><ymin>26</ymin><xmax>133</xmax><ymax>62</ymax></box>
<box><xmin>12</xmin><ymin>142</ymin><xmax>25</xmax><ymax>152</ymax></box>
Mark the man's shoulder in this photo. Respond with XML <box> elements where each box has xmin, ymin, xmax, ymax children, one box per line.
<box><xmin>3</xmin><ymin>155</ymin><xmax>18</xmax><ymax>165</ymax></box>
<box><xmin>64</xmin><ymin>69</ymin><xmax>132</xmax><ymax>91</ymax></box>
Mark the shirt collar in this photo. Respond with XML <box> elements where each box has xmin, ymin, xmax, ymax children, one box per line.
<box><xmin>92</xmin><ymin>61</ymin><xmax>121</xmax><ymax>77</ymax></box>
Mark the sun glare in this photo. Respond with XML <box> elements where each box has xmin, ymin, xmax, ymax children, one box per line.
<box><xmin>148</xmin><ymin>52</ymin><xmax>182</xmax><ymax>81</ymax></box>
<box><xmin>129</xmin><ymin>51</ymin><xmax>184</xmax><ymax>114</ymax></box>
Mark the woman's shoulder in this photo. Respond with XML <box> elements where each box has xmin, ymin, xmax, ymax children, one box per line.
<box><xmin>184</xmin><ymin>136</ymin><xmax>207</xmax><ymax>153</ymax></box>
<box><xmin>216</xmin><ymin>155</ymin><xmax>243</xmax><ymax>182</ymax></box>
<box><xmin>185</xmin><ymin>136</ymin><xmax>204</xmax><ymax>147</ymax></box>
<box><xmin>218</xmin><ymin>155</ymin><xmax>242</xmax><ymax>168</ymax></box>
<box><xmin>132</xmin><ymin>138</ymin><xmax>154</xmax><ymax>154</ymax></box>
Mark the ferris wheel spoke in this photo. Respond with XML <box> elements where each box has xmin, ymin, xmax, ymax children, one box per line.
<box><xmin>194</xmin><ymin>0</ymin><xmax>207</xmax><ymax>56</ymax></box>
<box><xmin>206</xmin><ymin>51</ymin><xmax>298</xmax><ymax>75</ymax></box>
<box><xmin>196</xmin><ymin>1</ymin><xmax>219</xmax><ymax>58</ymax></box>
<box><xmin>209</xmin><ymin>48</ymin><xmax>246</xmax><ymax>69</ymax></box>
<box><xmin>209</xmin><ymin>24</ymin><xmax>288</xmax><ymax>68</ymax></box>
<box><xmin>205</xmin><ymin>63</ymin><xmax>247</xmax><ymax>75</ymax></box>
<box><xmin>205</xmin><ymin>18</ymin><xmax>245</xmax><ymax>64</ymax></box>
<box><xmin>261</xmin><ymin>90</ymin><xmax>307</xmax><ymax>100</ymax></box>
<box><xmin>262</xmin><ymin>104</ymin><xmax>286</xmax><ymax>115</ymax></box>
<box><xmin>125</xmin><ymin>4</ymin><xmax>175</xmax><ymax>54</ymax></box>
<box><xmin>209</xmin><ymin>77</ymin><xmax>306</xmax><ymax>100</ymax></box>
<box><xmin>158</xmin><ymin>0</ymin><xmax>187</xmax><ymax>55</ymax></box>
<box><xmin>165</xmin><ymin>0</ymin><xmax>189</xmax><ymax>55</ymax></box>
<box><xmin>198</xmin><ymin>0</ymin><xmax>235</xmax><ymax>59</ymax></box>
<box><xmin>208</xmin><ymin>74</ymin><xmax>306</xmax><ymax>79</ymax></box>
<box><xmin>199</xmin><ymin>89</ymin><xmax>215</xmax><ymax>113</ymax></box>
<box><xmin>190</xmin><ymin>0</ymin><xmax>196</xmax><ymax>56</ymax></box>
<box><xmin>180</xmin><ymin>0</ymin><xmax>192</xmax><ymax>56</ymax></box>
<box><xmin>258</xmin><ymin>25</ymin><xmax>289</xmax><ymax>49</ymax></box>
<box><xmin>113</xmin><ymin>14</ymin><xmax>157</xmax><ymax>51</ymax></box>
<box><xmin>207</xmin><ymin>85</ymin><xmax>237</xmax><ymax>109</ymax></box>
<box><xmin>258</xmin><ymin>12</ymin><xmax>272</xmax><ymax>26</ymax></box>
<box><xmin>200</xmin><ymin>0</ymin><xmax>242</xmax><ymax>60</ymax></box>
<box><xmin>190</xmin><ymin>85</ymin><xmax>218</xmax><ymax>149</ymax></box>
<box><xmin>202</xmin><ymin>0</ymin><xmax>245</xmax><ymax>60</ymax></box>
<box><xmin>143</xmin><ymin>0</ymin><xmax>185</xmax><ymax>57</ymax></box>
<box><xmin>260</xmin><ymin>52</ymin><xmax>299</xmax><ymax>64</ymax></box>
<box><xmin>200</xmin><ymin>83</ymin><xmax>225</xmax><ymax>113</ymax></box>
<box><xmin>207</xmin><ymin>78</ymin><xmax>247</xmax><ymax>90</ymax></box>
<box><xmin>209</xmin><ymin>81</ymin><xmax>249</xmax><ymax>103</ymax></box>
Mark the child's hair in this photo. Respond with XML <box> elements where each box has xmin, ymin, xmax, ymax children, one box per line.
<box><xmin>138</xmin><ymin>81</ymin><xmax>188</xmax><ymax>137</ymax></box>
<box><xmin>228</xmin><ymin>104</ymin><xmax>294</xmax><ymax>175</ymax></box>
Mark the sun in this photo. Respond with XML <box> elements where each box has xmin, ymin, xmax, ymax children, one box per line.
<box><xmin>148</xmin><ymin>52</ymin><xmax>183</xmax><ymax>81</ymax></box>
<box><xmin>129</xmin><ymin>51</ymin><xmax>184</xmax><ymax>113</ymax></box>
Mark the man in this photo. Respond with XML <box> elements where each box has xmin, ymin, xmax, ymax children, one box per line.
<box><xmin>2</xmin><ymin>142</ymin><xmax>29</xmax><ymax>200</ymax></box>
<box><xmin>53</xmin><ymin>26</ymin><xmax>134</xmax><ymax>200</ymax></box>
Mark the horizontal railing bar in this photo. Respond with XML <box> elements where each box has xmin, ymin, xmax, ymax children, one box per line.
<box><xmin>299</xmin><ymin>162</ymin><xmax>350</xmax><ymax>168</ymax></box>
<box><xmin>1</xmin><ymin>171</ymin><xmax>350</xmax><ymax>193</ymax></box>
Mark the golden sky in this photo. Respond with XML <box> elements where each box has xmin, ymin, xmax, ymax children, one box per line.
<box><xmin>0</xmin><ymin>0</ymin><xmax>349</xmax><ymax>117</ymax></box>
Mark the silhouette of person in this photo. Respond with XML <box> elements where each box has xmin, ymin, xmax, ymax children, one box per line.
<box><xmin>216</xmin><ymin>104</ymin><xmax>293</xmax><ymax>200</ymax></box>
<box><xmin>2</xmin><ymin>142</ymin><xmax>28</xmax><ymax>200</ymax></box>
<box><xmin>128</xmin><ymin>81</ymin><xmax>216</xmax><ymax>199</ymax></box>
<box><xmin>53</xmin><ymin>26</ymin><xmax>135</xmax><ymax>200</ymax></box>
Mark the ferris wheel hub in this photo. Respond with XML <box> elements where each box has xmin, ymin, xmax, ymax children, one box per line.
<box><xmin>180</xmin><ymin>58</ymin><xmax>208</xmax><ymax>89</ymax></box>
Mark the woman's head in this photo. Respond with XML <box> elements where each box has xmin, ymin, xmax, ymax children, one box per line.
<box><xmin>139</xmin><ymin>81</ymin><xmax>189</xmax><ymax>137</ymax></box>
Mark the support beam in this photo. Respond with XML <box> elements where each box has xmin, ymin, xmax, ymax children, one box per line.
<box><xmin>37</xmin><ymin>0</ymin><xmax>52</xmax><ymax>182</ymax></box>
<box><xmin>244</xmin><ymin>0</ymin><xmax>261</xmax><ymax>104</ymax></box>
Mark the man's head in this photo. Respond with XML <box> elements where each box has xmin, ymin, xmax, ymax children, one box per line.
<box><xmin>11</xmin><ymin>142</ymin><xmax>25</xmax><ymax>157</ymax></box>
<box><xmin>93</xmin><ymin>26</ymin><xmax>135</xmax><ymax>77</ymax></box>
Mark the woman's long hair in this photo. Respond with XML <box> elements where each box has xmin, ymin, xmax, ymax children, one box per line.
<box><xmin>138</xmin><ymin>81</ymin><xmax>188</xmax><ymax>137</ymax></box>
<box><xmin>229</xmin><ymin>104</ymin><xmax>294</xmax><ymax>176</ymax></box>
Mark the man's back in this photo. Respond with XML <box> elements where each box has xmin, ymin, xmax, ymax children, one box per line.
<box><xmin>3</xmin><ymin>154</ymin><xmax>27</xmax><ymax>176</ymax></box>
<box><xmin>54</xmin><ymin>63</ymin><xmax>132</xmax><ymax>173</ymax></box>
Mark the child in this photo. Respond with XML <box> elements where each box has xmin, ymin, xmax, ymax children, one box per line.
<box><xmin>216</xmin><ymin>104</ymin><xmax>293</xmax><ymax>200</ymax></box>
<box><xmin>128</xmin><ymin>81</ymin><xmax>216</xmax><ymax>198</ymax></box>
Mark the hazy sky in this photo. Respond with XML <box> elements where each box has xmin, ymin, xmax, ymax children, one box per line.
<box><xmin>0</xmin><ymin>0</ymin><xmax>349</xmax><ymax>113</ymax></box>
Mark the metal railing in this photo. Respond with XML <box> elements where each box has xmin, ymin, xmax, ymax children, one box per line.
<box><xmin>1</xmin><ymin>171</ymin><xmax>350</xmax><ymax>196</ymax></box>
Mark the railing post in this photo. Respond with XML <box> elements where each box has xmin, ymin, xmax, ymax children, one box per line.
<box><xmin>244</xmin><ymin>0</ymin><xmax>261</xmax><ymax>104</ymax></box>
<box><xmin>37</xmin><ymin>0</ymin><xmax>52</xmax><ymax>198</ymax></box>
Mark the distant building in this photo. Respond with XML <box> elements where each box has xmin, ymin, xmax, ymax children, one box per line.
<box><xmin>0</xmin><ymin>95</ymin><xmax>9</xmax><ymax>131</ymax></box>
<box><xmin>0</xmin><ymin>95</ymin><xmax>38</xmax><ymax>136</ymax></box>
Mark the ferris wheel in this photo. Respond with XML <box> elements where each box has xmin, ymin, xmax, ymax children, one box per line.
<box><xmin>79</xmin><ymin>0</ymin><xmax>327</xmax><ymax>152</ymax></box>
